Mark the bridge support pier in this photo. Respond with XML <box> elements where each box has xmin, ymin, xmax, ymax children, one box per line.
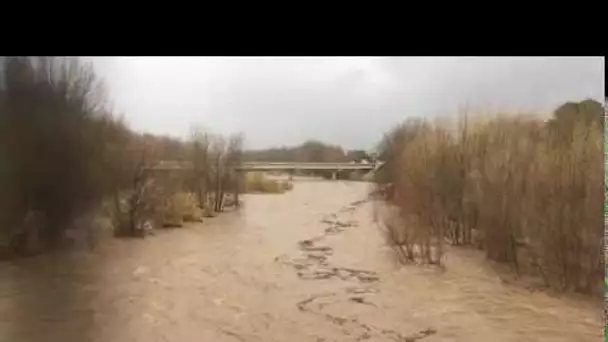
<box><xmin>331</xmin><ymin>171</ymin><xmax>337</xmax><ymax>180</ymax></box>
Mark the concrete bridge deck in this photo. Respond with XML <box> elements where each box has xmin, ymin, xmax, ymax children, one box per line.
<box><xmin>151</xmin><ymin>161</ymin><xmax>384</xmax><ymax>172</ymax></box>
<box><xmin>236</xmin><ymin>162</ymin><xmax>380</xmax><ymax>171</ymax></box>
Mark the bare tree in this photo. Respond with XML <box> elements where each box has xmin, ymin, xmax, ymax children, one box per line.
<box><xmin>190</xmin><ymin>125</ymin><xmax>211</xmax><ymax>209</ymax></box>
<box><xmin>107</xmin><ymin>133</ymin><xmax>163</xmax><ymax>237</ymax></box>
<box><xmin>223</xmin><ymin>132</ymin><xmax>244</xmax><ymax>209</ymax></box>
<box><xmin>210</xmin><ymin>135</ymin><xmax>227</xmax><ymax>212</ymax></box>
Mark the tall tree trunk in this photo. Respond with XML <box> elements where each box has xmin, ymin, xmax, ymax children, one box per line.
<box><xmin>234</xmin><ymin>171</ymin><xmax>240</xmax><ymax>208</ymax></box>
<box><xmin>215</xmin><ymin>158</ymin><xmax>222</xmax><ymax>212</ymax></box>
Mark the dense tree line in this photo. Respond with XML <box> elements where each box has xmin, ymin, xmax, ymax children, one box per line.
<box><xmin>243</xmin><ymin>140</ymin><xmax>369</xmax><ymax>163</ymax></box>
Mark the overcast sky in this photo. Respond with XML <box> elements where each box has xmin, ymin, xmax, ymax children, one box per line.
<box><xmin>92</xmin><ymin>57</ymin><xmax>604</xmax><ymax>150</ymax></box>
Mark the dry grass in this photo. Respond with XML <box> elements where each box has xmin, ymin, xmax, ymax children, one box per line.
<box><xmin>161</xmin><ymin>192</ymin><xmax>202</xmax><ymax>227</ymax></box>
<box><xmin>379</xmin><ymin>100</ymin><xmax>604</xmax><ymax>294</ymax></box>
<box><xmin>244</xmin><ymin>172</ymin><xmax>293</xmax><ymax>194</ymax></box>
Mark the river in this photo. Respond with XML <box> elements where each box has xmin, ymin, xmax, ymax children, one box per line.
<box><xmin>0</xmin><ymin>180</ymin><xmax>602</xmax><ymax>342</ymax></box>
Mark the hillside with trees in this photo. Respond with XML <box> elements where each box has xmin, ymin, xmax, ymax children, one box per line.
<box><xmin>244</xmin><ymin>140</ymin><xmax>370</xmax><ymax>163</ymax></box>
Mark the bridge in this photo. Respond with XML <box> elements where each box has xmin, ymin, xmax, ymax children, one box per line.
<box><xmin>151</xmin><ymin>161</ymin><xmax>385</xmax><ymax>179</ymax></box>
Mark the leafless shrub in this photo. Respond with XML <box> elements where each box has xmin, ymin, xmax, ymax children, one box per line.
<box><xmin>107</xmin><ymin>134</ymin><xmax>165</xmax><ymax>237</ymax></box>
<box><xmin>189</xmin><ymin>126</ymin><xmax>244</xmax><ymax>213</ymax></box>
<box><xmin>378</xmin><ymin>99</ymin><xmax>604</xmax><ymax>293</ymax></box>
<box><xmin>221</xmin><ymin>132</ymin><xmax>244</xmax><ymax>210</ymax></box>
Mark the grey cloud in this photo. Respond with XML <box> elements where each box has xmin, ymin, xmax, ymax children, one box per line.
<box><xmin>93</xmin><ymin>57</ymin><xmax>604</xmax><ymax>149</ymax></box>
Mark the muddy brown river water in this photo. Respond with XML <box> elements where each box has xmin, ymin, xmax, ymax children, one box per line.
<box><xmin>0</xmin><ymin>180</ymin><xmax>602</xmax><ymax>342</ymax></box>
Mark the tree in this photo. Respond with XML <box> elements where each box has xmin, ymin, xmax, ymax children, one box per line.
<box><xmin>190</xmin><ymin>125</ymin><xmax>212</xmax><ymax>208</ymax></box>
<box><xmin>0</xmin><ymin>57</ymin><xmax>111</xmax><ymax>250</ymax></box>
<box><xmin>211</xmin><ymin>135</ymin><xmax>227</xmax><ymax>212</ymax></box>
<box><xmin>223</xmin><ymin>132</ymin><xmax>244</xmax><ymax>208</ymax></box>
<box><xmin>188</xmin><ymin>128</ymin><xmax>245</xmax><ymax>214</ymax></box>
<box><xmin>243</xmin><ymin>140</ymin><xmax>346</xmax><ymax>163</ymax></box>
<box><xmin>107</xmin><ymin>132</ymin><xmax>164</xmax><ymax>237</ymax></box>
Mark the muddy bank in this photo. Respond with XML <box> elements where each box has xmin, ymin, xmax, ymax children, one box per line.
<box><xmin>0</xmin><ymin>180</ymin><xmax>602</xmax><ymax>342</ymax></box>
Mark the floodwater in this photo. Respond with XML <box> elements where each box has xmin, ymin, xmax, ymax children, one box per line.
<box><xmin>0</xmin><ymin>180</ymin><xmax>602</xmax><ymax>342</ymax></box>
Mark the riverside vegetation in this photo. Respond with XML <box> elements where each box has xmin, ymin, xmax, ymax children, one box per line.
<box><xmin>0</xmin><ymin>56</ymin><xmax>602</xmax><ymax>342</ymax></box>
<box><xmin>0</xmin><ymin>57</ymin><xmax>264</xmax><ymax>256</ymax></box>
<box><xmin>375</xmin><ymin>99</ymin><xmax>604</xmax><ymax>295</ymax></box>
<box><xmin>0</xmin><ymin>56</ymin><xmax>602</xmax><ymax>295</ymax></box>
<box><xmin>0</xmin><ymin>57</ymin><xmax>345</xmax><ymax>258</ymax></box>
